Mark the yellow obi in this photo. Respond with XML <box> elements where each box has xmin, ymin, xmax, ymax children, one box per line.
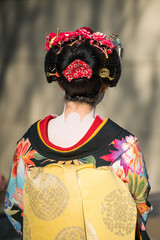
<box><xmin>23</xmin><ymin>164</ymin><xmax>137</xmax><ymax>240</ymax></box>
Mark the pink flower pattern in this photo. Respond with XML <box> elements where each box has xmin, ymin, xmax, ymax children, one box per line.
<box><xmin>101</xmin><ymin>135</ymin><xmax>145</xmax><ymax>176</ymax></box>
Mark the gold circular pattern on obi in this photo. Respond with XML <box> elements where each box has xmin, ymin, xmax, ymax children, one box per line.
<box><xmin>23</xmin><ymin>214</ymin><xmax>31</xmax><ymax>240</ymax></box>
<box><xmin>29</xmin><ymin>167</ymin><xmax>44</xmax><ymax>179</ymax></box>
<box><xmin>101</xmin><ymin>189</ymin><xmax>136</xmax><ymax>236</ymax></box>
<box><xmin>25</xmin><ymin>168</ymin><xmax>69</xmax><ymax>221</ymax></box>
<box><xmin>55</xmin><ymin>226</ymin><xmax>85</xmax><ymax>240</ymax></box>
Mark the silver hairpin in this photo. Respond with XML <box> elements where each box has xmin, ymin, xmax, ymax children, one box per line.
<box><xmin>109</xmin><ymin>33</ymin><xmax>124</xmax><ymax>58</ymax></box>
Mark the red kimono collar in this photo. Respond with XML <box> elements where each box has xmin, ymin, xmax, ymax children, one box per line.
<box><xmin>37</xmin><ymin>115</ymin><xmax>108</xmax><ymax>153</ymax></box>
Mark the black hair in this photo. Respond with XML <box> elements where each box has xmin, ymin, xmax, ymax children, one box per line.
<box><xmin>44</xmin><ymin>39</ymin><xmax>121</xmax><ymax>105</ymax></box>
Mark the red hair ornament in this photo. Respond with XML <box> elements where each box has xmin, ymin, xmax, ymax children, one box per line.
<box><xmin>63</xmin><ymin>59</ymin><xmax>93</xmax><ymax>82</ymax></box>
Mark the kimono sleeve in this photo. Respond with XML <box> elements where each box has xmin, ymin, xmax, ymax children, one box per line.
<box><xmin>111</xmin><ymin>137</ymin><xmax>152</xmax><ymax>234</ymax></box>
<box><xmin>4</xmin><ymin>137</ymin><xmax>36</xmax><ymax>236</ymax></box>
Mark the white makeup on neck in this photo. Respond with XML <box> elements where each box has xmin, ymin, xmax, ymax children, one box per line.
<box><xmin>48</xmin><ymin>109</ymin><xmax>95</xmax><ymax>147</ymax></box>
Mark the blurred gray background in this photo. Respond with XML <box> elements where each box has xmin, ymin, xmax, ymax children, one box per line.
<box><xmin>0</xmin><ymin>0</ymin><xmax>160</xmax><ymax>239</ymax></box>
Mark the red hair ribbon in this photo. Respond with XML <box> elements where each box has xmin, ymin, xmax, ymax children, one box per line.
<box><xmin>62</xmin><ymin>59</ymin><xmax>93</xmax><ymax>82</ymax></box>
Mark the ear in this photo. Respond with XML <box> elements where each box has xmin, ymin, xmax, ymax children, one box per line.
<box><xmin>101</xmin><ymin>84</ymin><xmax>107</xmax><ymax>93</ymax></box>
<box><xmin>57</xmin><ymin>81</ymin><xmax>64</xmax><ymax>90</ymax></box>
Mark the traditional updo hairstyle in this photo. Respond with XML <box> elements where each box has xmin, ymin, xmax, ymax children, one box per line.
<box><xmin>44</xmin><ymin>27</ymin><xmax>122</xmax><ymax>106</ymax></box>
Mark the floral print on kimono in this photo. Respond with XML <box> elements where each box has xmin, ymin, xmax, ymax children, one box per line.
<box><xmin>101</xmin><ymin>135</ymin><xmax>152</xmax><ymax>230</ymax></box>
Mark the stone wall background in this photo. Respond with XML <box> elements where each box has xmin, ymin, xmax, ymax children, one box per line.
<box><xmin>0</xmin><ymin>0</ymin><xmax>160</xmax><ymax>235</ymax></box>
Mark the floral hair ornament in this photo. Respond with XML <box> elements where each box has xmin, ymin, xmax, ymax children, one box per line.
<box><xmin>45</xmin><ymin>27</ymin><xmax>115</xmax><ymax>58</ymax></box>
<box><xmin>63</xmin><ymin>59</ymin><xmax>93</xmax><ymax>82</ymax></box>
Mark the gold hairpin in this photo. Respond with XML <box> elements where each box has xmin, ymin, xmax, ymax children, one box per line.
<box><xmin>70</xmin><ymin>39</ymin><xmax>78</xmax><ymax>47</ymax></box>
<box><xmin>99</xmin><ymin>68</ymin><xmax>113</xmax><ymax>80</ymax></box>
<box><xmin>104</xmin><ymin>48</ymin><xmax>108</xmax><ymax>59</ymax></box>
<box><xmin>46</xmin><ymin>72</ymin><xmax>55</xmax><ymax>77</ymax></box>
<box><xmin>46</xmin><ymin>72</ymin><xmax>60</xmax><ymax>77</ymax></box>
<box><xmin>50</xmin><ymin>37</ymin><xmax>56</xmax><ymax>46</ymax></box>
<box><xmin>57</xmin><ymin>27</ymin><xmax>60</xmax><ymax>36</ymax></box>
<box><xmin>49</xmin><ymin>28</ymin><xmax>59</xmax><ymax>48</ymax></box>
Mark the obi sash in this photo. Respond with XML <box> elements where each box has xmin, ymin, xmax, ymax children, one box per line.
<box><xmin>23</xmin><ymin>164</ymin><xmax>137</xmax><ymax>239</ymax></box>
